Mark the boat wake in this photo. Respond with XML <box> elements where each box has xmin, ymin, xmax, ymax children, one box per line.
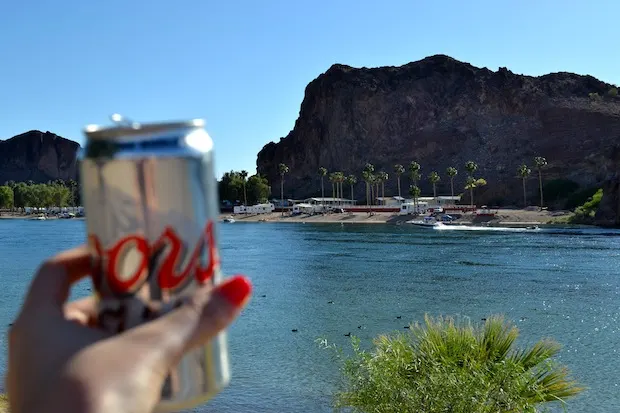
<box><xmin>434</xmin><ymin>225</ymin><xmax>540</xmax><ymax>233</ymax></box>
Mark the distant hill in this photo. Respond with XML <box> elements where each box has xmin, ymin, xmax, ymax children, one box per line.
<box><xmin>256</xmin><ymin>54</ymin><xmax>620</xmax><ymax>210</ymax></box>
<box><xmin>0</xmin><ymin>130</ymin><xmax>80</xmax><ymax>184</ymax></box>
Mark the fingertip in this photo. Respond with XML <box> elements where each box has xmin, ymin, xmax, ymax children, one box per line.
<box><xmin>215</xmin><ymin>275</ymin><xmax>252</xmax><ymax>308</ymax></box>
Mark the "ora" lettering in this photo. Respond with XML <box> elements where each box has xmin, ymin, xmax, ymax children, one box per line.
<box><xmin>89</xmin><ymin>221</ymin><xmax>219</xmax><ymax>296</ymax></box>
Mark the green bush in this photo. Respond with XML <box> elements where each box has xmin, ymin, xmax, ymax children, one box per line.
<box><xmin>564</xmin><ymin>187</ymin><xmax>599</xmax><ymax>210</ymax></box>
<box><xmin>568</xmin><ymin>188</ymin><xmax>603</xmax><ymax>224</ymax></box>
<box><xmin>333</xmin><ymin>315</ymin><xmax>583</xmax><ymax>413</ymax></box>
<box><xmin>608</xmin><ymin>87</ymin><xmax>618</xmax><ymax>97</ymax></box>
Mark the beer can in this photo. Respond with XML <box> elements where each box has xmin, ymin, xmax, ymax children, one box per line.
<box><xmin>80</xmin><ymin>115</ymin><xmax>229</xmax><ymax>412</ymax></box>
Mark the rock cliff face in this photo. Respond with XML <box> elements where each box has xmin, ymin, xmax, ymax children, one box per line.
<box><xmin>0</xmin><ymin>130</ymin><xmax>80</xmax><ymax>183</ymax></box>
<box><xmin>257</xmin><ymin>55</ymin><xmax>620</xmax><ymax>208</ymax></box>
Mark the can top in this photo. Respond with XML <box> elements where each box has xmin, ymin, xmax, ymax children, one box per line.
<box><xmin>84</xmin><ymin>115</ymin><xmax>205</xmax><ymax>141</ymax></box>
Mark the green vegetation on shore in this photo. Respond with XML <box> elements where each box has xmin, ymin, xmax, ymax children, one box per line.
<box><xmin>218</xmin><ymin>171</ymin><xmax>270</xmax><ymax>206</ymax></box>
<box><xmin>328</xmin><ymin>315</ymin><xmax>583</xmax><ymax>413</ymax></box>
<box><xmin>552</xmin><ymin>188</ymin><xmax>603</xmax><ymax>225</ymax></box>
<box><xmin>0</xmin><ymin>180</ymin><xmax>78</xmax><ymax>210</ymax></box>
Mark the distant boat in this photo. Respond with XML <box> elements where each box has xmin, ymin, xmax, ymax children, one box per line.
<box><xmin>406</xmin><ymin>216</ymin><xmax>444</xmax><ymax>228</ymax></box>
<box><xmin>222</xmin><ymin>217</ymin><xmax>235</xmax><ymax>223</ymax></box>
<box><xmin>31</xmin><ymin>214</ymin><xmax>46</xmax><ymax>221</ymax></box>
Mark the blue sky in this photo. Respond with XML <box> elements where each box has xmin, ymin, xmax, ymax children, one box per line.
<box><xmin>1</xmin><ymin>0</ymin><xmax>618</xmax><ymax>177</ymax></box>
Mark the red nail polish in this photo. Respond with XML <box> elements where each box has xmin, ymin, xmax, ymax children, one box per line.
<box><xmin>217</xmin><ymin>275</ymin><xmax>252</xmax><ymax>307</ymax></box>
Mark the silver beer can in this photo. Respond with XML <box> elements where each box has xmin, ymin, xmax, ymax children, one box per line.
<box><xmin>80</xmin><ymin>115</ymin><xmax>229</xmax><ymax>412</ymax></box>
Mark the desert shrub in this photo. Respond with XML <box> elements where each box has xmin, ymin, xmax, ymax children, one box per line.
<box><xmin>333</xmin><ymin>315</ymin><xmax>583</xmax><ymax>413</ymax></box>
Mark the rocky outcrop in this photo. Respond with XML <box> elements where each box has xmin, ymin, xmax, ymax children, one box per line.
<box><xmin>257</xmin><ymin>55</ymin><xmax>620</xmax><ymax>209</ymax></box>
<box><xmin>0</xmin><ymin>130</ymin><xmax>80</xmax><ymax>183</ymax></box>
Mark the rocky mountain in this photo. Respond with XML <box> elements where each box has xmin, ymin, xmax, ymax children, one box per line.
<box><xmin>257</xmin><ymin>55</ymin><xmax>620</xmax><ymax>211</ymax></box>
<box><xmin>0</xmin><ymin>130</ymin><xmax>80</xmax><ymax>184</ymax></box>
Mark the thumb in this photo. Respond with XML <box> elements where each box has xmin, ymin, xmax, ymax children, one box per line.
<box><xmin>130</xmin><ymin>275</ymin><xmax>252</xmax><ymax>365</ymax></box>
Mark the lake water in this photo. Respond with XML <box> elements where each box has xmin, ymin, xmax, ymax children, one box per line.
<box><xmin>1</xmin><ymin>219</ymin><xmax>619</xmax><ymax>412</ymax></box>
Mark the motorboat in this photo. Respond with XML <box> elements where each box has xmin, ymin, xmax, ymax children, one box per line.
<box><xmin>31</xmin><ymin>214</ymin><xmax>46</xmax><ymax>221</ymax></box>
<box><xmin>222</xmin><ymin>216</ymin><xmax>236</xmax><ymax>223</ymax></box>
<box><xmin>406</xmin><ymin>216</ymin><xmax>444</xmax><ymax>227</ymax></box>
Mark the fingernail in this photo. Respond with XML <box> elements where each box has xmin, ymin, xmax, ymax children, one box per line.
<box><xmin>217</xmin><ymin>275</ymin><xmax>252</xmax><ymax>307</ymax></box>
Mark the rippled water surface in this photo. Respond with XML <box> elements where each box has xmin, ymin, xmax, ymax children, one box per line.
<box><xmin>1</xmin><ymin>220</ymin><xmax>619</xmax><ymax>412</ymax></box>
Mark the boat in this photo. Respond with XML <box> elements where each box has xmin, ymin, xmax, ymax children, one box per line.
<box><xmin>406</xmin><ymin>216</ymin><xmax>445</xmax><ymax>228</ymax></box>
<box><xmin>31</xmin><ymin>214</ymin><xmax>46</xmax><ymax>221</ymax></box>
<box><xmin>222</xmin><ymin>216</ymin><xmax>235</xmax><ymax>223</ymax></box>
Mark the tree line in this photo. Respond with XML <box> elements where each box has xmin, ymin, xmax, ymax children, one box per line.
<box><xmin>276</xmin><ymin>156</ymin><xmax>549</xmax><ymax>210</ymax></box>
<box><xmin>1</xmin><ymin>172</ymin><xmax>273</xmax><ymax>211</ymax></box>
<box><xmin>218</xmin><ymin>171</ymin><xmax>270</xmax><ymax>206</ymax></box>
<box><xmin>0</xmin><ymin>180</ymin><xmax>79</xmax><ymax>210</ymax></box>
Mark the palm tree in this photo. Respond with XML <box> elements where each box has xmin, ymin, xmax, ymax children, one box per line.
<box><xmin>534</xmin><ymin>156</ymin><xmax>548</xmax><ymax>209</ymax></box>
<box><xmin>428</xmin><ymin>171</ymin><xmax>440</xmax><ymax>199</ymax></box>
<box><xmin>446</xmin><ymin>167</ymin><xmax>458</xmax><ymax>198</ymax></box>
<box><xmin>278</xmin><ymin>163</ymin><xmax>289</xmax><ymax>216</ymax></box>
<box><xmin>393</xmin><ymin>164</ymin><xmax>405</xmax><ymax>199</ymax></box>
<box><xmin>464</xmin><ymin>161</ymin><xmax>478</xmax><ymax>208</ymax></box>
<box><xmin>329</xmin><ymin>173</ymin><xmax>337</xmax><ymax>203</ymax></box>
<box><xmin>362</xmin><ymin>163</ymin><xmax>375</xmax><ymax>213</ymax></box>
<box><xmin>346</xmin><ymin>175</ymin><xmax>357</xmax><ymax>203</ymax></box>
<box><xmin>517</xmin><ymin>164</ymin><xmax>531</xmax><ymax>208</ymax></box>
<box><xmin>337</xmin><ymin>172</ymin><xmax>345</xmax><ymax>206</ymax></box>
<box><xmin>240</xmin><ymin>170</ymin><xmax>248</xmax><ymax>207</ymax></box>
<box><xmin>465</xmin><ymin>177</ymin><xmax>487</xmax><ymax>208</ymax></box>
<box><xmin>318</xmin><ymin>167</ymin><xmax>328</xmax><ymax>204</ymax></box>
<box><xmin>408</xmin><ymin>161</ymin><xmax>421</xmax><ymax>187</ymax></box>
<box><xmin>377</xmin><ymin>171</ymin><xmax>388</xmax><ymax>203</ymax></box>
<box><xmin>409</xmin><ymin>185</ymin><xmax>421</xmax><ymax>213</ymax></box>
<box><xmin>465</xmin><ymin>160</ymin><xmax>478</xmax><ymax>177</ymax></box>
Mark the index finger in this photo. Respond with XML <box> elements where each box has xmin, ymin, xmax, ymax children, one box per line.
<box><xmin>22</xmin><ymin>245</ymin><xmax>93</xmax><ymax>313</ymax></box>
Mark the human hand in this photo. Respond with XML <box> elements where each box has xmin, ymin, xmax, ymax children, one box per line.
<box><xmin>5</xmin><ymin>246</ymin><xmax>252</xmax><ymax>413</ymax></box>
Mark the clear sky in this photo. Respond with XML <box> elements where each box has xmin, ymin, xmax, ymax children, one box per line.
<box><xmin>1</xmin><ymin>0</ymin><xmax>618</xmax><ymax>177</ymax></box>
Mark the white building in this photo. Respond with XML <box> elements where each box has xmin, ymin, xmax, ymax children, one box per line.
<box><xmin>233</xmin><ymin>203</ymin><xmax>275</xmax><ymax>214</ymax></box>
<box><xmin>376</xmin><ymin>196</ymin><xmax>405</xmax><ymax>206</ymax></box>
<box><xmin>302</xmin><ymin>197</ymin><xmax>356</xmax><ymax>206</ymax></box>
<box><xmin>415</xmin><ymin>196</ymin><xmax>461</xmax><ymax>206</ymax></box>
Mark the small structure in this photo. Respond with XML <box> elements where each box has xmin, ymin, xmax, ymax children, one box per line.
<box><xmin>376</xmin><ymin>196</ymin><xmax>405</xmax><ymax>207</ymax></box>
<box><xmin>302</xmin><ymin>197</ymin><xmax>356</xmax><ymax>207</ymax></box>
<box><xmin>417</xmin><ymin>196</ymin><xmax>461</xmax><ymax>207</ymax></box>
<box><xmin>233</xmin><ymin>203</ymin><xmax>275</xmax><ymax>214</ymax></box>
<box><xmin>399</xmin><ymin>202</ymin><xmax>430</xmax><ymax>215</ymax></box>
<box><xmin>292</xmin><ymin>203</ymin><xmax>320</xmax><ymax>215</ymax></box>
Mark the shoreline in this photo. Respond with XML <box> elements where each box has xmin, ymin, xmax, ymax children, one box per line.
<box><xmin>220</xmin><ymin>209</ymin><xmax>574</xmax><ymax>227</ymax></box>
<box><xmin>0</xmin><ymin>209</ymin><xmax>581</xmax><ymax>228</ymax></box>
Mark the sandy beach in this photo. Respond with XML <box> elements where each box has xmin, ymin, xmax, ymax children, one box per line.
<box><xmin>221</xmin><ymin>208</ymin><xmax>572</xmax><ymax>226</ymax></box>
<box><xmin>0</xmin><ymin>208</ymin><xmax>573</xmax><ymax>226</ymax></box>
